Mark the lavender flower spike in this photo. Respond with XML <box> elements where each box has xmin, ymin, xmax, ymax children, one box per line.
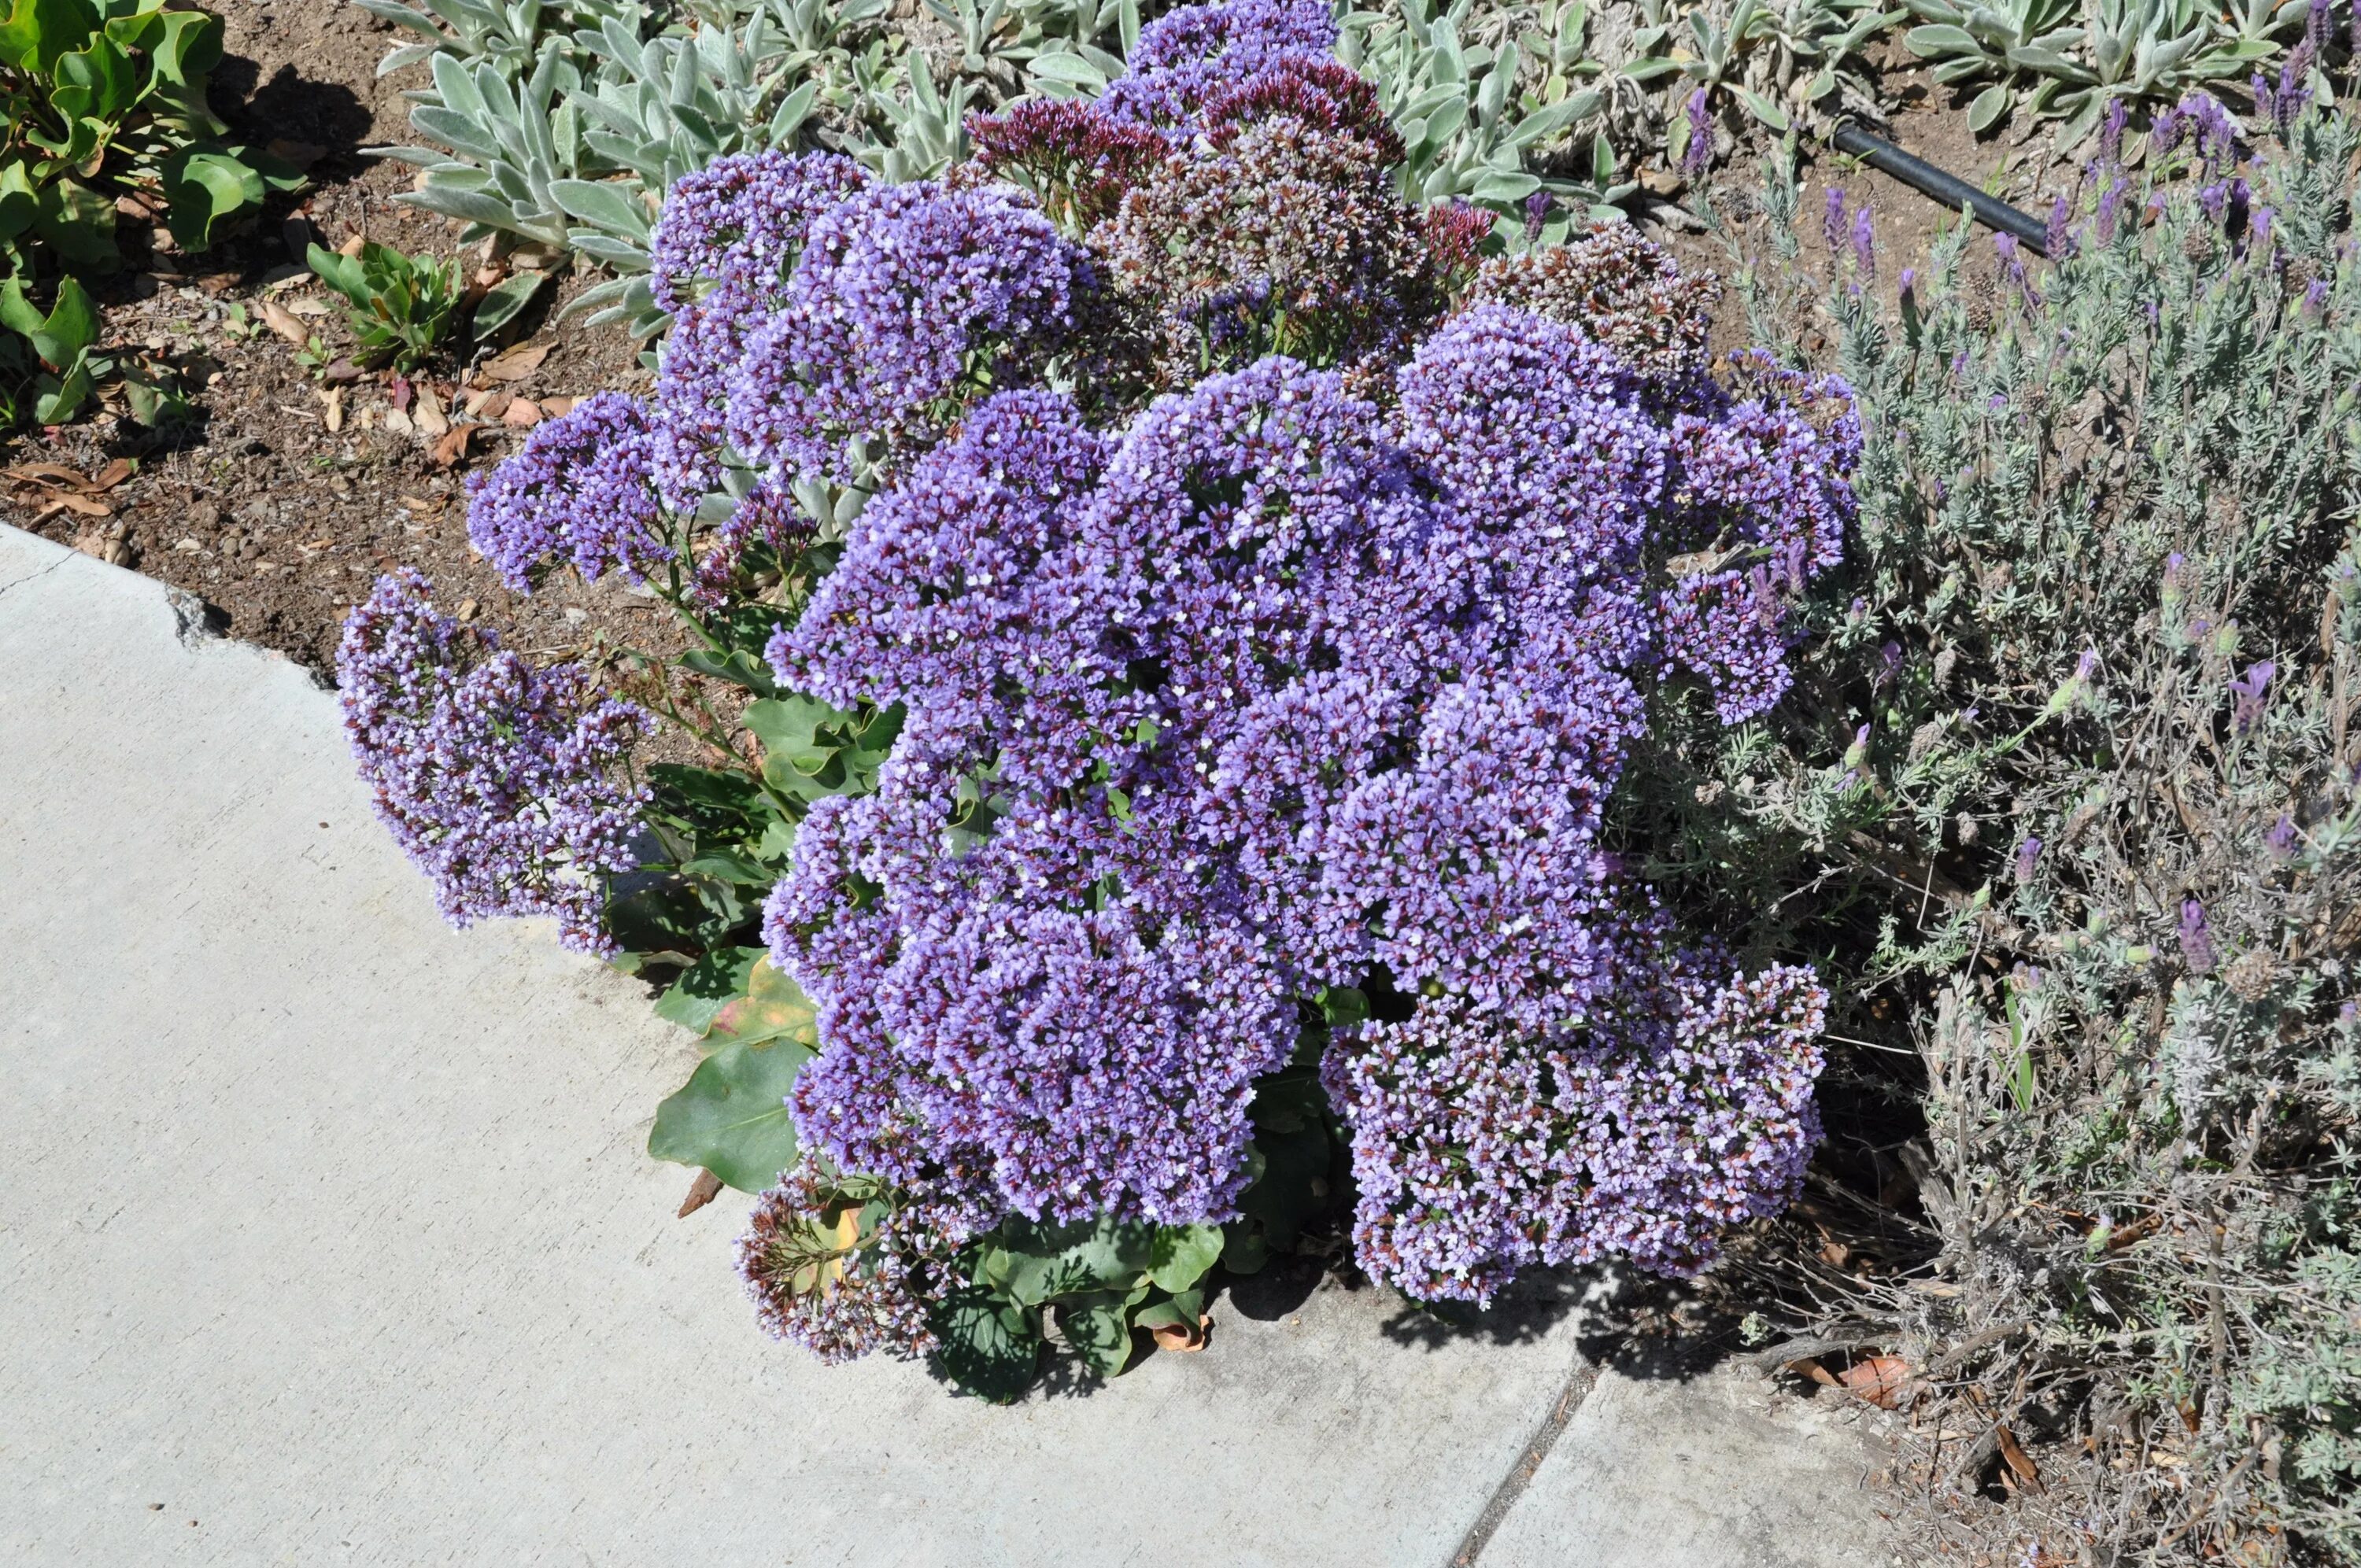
<box><xmin>2178</xmin><ymin>899</ymin><xmax>2216</xmax><ymax>976</ymax></box>
<box><xmin>1681</xmin><ymin>88</ymin><xmax>1713</xmax><ymax>179</ymax></box>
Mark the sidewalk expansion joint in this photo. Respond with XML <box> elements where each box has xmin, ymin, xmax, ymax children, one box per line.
<box><xmin>1447</xmin><ymin>1350</ymin><xmax>1601</xmax><ymax>1566</ymax></box>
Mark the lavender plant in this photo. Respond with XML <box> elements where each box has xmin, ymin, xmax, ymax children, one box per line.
<box><xmin>341</xmin><ymin>0</ymin><xmax>1855</xmax><ymax>1400</ymax></box>
<box><xmin>1676</xmin><ymin>94</ymin><xmax>2361</xmax><ymax>1562</ymax></box>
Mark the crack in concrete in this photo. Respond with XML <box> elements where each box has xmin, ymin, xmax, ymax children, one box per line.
<box><xmin>1447</xmin><ymin>1352</ymin><xmax>1601</xmax><ymax>1566</ymax></box>
<box><xmin>0</xmin><ymin>553</ymin><xmax>70</xmax><ymax>605</ymax></box>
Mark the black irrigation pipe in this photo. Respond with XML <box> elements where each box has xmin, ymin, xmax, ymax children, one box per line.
<box><xmin>1830</xmin><ymin>121</ymin><xmax>2051</xmax><ymax>255</ymax></box>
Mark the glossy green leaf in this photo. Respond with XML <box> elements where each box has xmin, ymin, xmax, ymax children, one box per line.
<box><xmin>0</xmin><ymin>0</ymin><xmax>91</xmax><ymax>72</ymax></box>
<box><xmin>1146</xmin><ymin>1222</ymin><xmax>1225</xmax><ymax>1293</ymax></box>
<box><xmin>31</xmin><ymin>177</ymin><xmax>116</xmax><ymax>271</ymax></box>
<box><xmin>1059</xmin><ymin>1293</ymin><xmax>1136</xmax><ymax>1377</ymax></box>
<box><xmin>31</xmin><ymin>356</ymin><xmax>93</xmax><ymax>425</ymax></box>
<box><xmin>647</xmin><ymin>1035</ymin><xmax>812</xmax><ymax>1192</ymax></box>
<box><xmin>161</xmin><ymin>146</ymin><xmax>264</xmax><ymax>252</ymax></box>
<box><xmin>929</xmin><ymin>1289</ymin><xmax>1040</xmax><ymax>1403</ymax></box>
<box><xmin>652</xmin><ymin>944</ymin><xmax>763</xmax><ymax>1035</ymax></box>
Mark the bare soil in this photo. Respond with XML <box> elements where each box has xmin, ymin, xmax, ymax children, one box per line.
<box><xmin>0</xmin><ymin>0</ymin><xmax>666</xmax><ymax>676</ymax></box>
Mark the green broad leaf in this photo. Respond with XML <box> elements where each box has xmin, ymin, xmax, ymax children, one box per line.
<box><xmin>119</xmin><ymin>368</ymin><xmax>190</xmax><ymax>428</ymax></box>
<box><xmin>146</xmin><ymin>9</ymin><xmax>224</xmax><ymax>89</ymax></box>
<box><xmin>0</xmin><ymin>0</ymin><xmax>92</xmax><ymax>72</ymax></box>
<box><xmin>31</xmin><ymin>357</ymin><xmax>93</xmax><ymax>425</ymax></box>
<box><xmin>1731</xmin><ymin>86</ymin><xmax>1789</xmax><ymax>131</ymax></box>
<box><xmin>161</xmin><ymin>146</ymin><xmax>265</xmax><ymax>252</ymax></box>
<box><xmin>653</xmin><ymin>944</ymin><xmax>763</xmax><ymax>1035</ymax></box>
<box><xmin>548</xmin><ymin>176</ymin><xmax>651</xmax><ymax>241</ymax></box>
<box><xmin>54</xmin><ymin>34</ymin><xmax>141</xmax><ymax>124</ymax></box>
<box><xmin>1220</xmin><ymin>1221</ymin><xmax>1270</xmax><ymax>1275</ymax></box>
<box><xmin>978</xmin><ymin>1215</ymin><xmax>1158</xmax><ymax>1307</ymax></box>
<box><xmin>603</xmin><ymin>876</ymin><xmax>720</xmax><ymax>965</ymax></box>
<box><xmin>929</xmin><ymin>1289</ymin><xmax>1040</xmax><ymax>1403</ymax></box>
<box><xmin>471</xmin><ymin>268</ymin><xmax>550</xmax><ymax>338</ymax></box>
<box><xmin>1146</xmin><ymin>1223</ymin><xmax>1225</xmax><ymax>1293</ymax></box>
<box><xmin>1028</xmin><ymin>50</ymin><xmax>1107</xmax><ymax>88</ymax></box>
<box><xmin>1059</xmin><ymin>1292</ymin><xmax>1137</xmax><ymax>1377</ymax></box>
<box><xmin>1904</xmin><ymin>22</ymin><xmax>1982</xmax><ymax>55</ymax></box>
<box><xmin>680</xmin><ymin>647</ymin><xmax>781</xmax><ymax>696</ymax></box>
<box><xmin>704</xmin><ymin>956</ymin><xmax>818</xmax><ymax>1050</ymax></box>
<box><xmin>1318</xmin><ymin>985</ymin><xmax>1369</xmax><ymax>1027</ymax></box>
<box><xmin>307</xmin><ymin>242</ymin><xmax>368</xmax><ymax>301</ymax></box>
<box><xmin>1</xmin><ymin>275</ymin><xmax>96</xmax><ymax>367</ymax></box>
<box><xmin>0</xmin><ymin>162</ymin><xmax>35</xmax><ymax>246</ymax></box>
<box><xmin>647</xmin><ymin>1035</ymin><xmax>811</xmax><ymax>1192</ymax></box>
<box><xmin>32</xmin><ymin>177</ymin><xmax>117</xmax><ymax>271</ymax></box>
<box><xmin>1130</xmin><ymin>1287</ymin><xmax>1206</xmax><ymax>1334</ymax></box>
<box><xmin>1469</xmin><ymin>168</ymin><xmax>1541</xmax><ymax>203</ymax></box>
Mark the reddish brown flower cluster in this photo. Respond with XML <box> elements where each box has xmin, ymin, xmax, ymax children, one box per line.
<box><xmin>1469</xmin><ymin>224</ymin><xmax>1724</xmax><ymax>389</ymax></box>
<box><xmin>1094</xmin><ymin>115</ymin><xmax>1465</xmax><ymax>374</ymax></box>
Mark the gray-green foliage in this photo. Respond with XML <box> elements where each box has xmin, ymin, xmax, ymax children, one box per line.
<box><xmin>1902</xmin><ymin>0</ymin><xmax>2308</xmax><ymax>139</ymax></box>
<box><xmin>1336</xmin><ymin>0</ymin><xmax>1626</xmax><ymax>227</ymax></box>
<box><xmin>364</xmin><ymin>0</ymin><xmax>1130</xmax><ymax>335</ymax></box>
<box><xmin>1617</xmin><ymin>0</ymin><xmax>1902</xmax><ymax>153</ymax></box>
<box><xmin>1670</xmin><ymin>109</ymin><xmax>2361</xmax><ymax>1559</ymax></box>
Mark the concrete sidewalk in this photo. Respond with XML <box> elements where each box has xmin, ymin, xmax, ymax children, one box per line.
<box><xmin>0</xmin><ymin>523</ymin><xmax>1898</xmax><ymax>1566</ymax></box>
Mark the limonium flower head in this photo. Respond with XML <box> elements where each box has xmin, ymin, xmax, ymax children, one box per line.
<box><xmin>756</xmin><ymin>311</ymin><xmax>1857</xmax><ymax>1298</ymax></box>
<box><xmin>1469</xmin><ymin>225</ymin><xmax>1723</xmax><ymax>396</ymax></box>
<box><xmin>737</xmin><ymin>1158</ymin><xmax>983</xmax><ymax>1362</ymax></box>
<box><xmin>728</xmin><ymin>181</ymin><xmax>1095</xmax><ymax>481</ymax></box>
<box><xmin>336</xmin><ymin>570</ymin><xmax>650</xmax><ymax>955</ymax></box>
<box><xmin>1097</xmin><ymin>0</ymin><xmax>1337</xmax><ymax>131</ymax></box>
<box><xmin>1323</xmin><ymin>952</ymin><xmax>1827</xmax><ymax>1302</ymax></box>
<box><xmin>1095</xmin><ymin>113</ymin><xmax>1455</xmax><ymax>374</ymax></box>
<box><xmin>646</xmin><ymin>149</ymin><xmax>872</xmax><ymax>312</ymax></box>
<box><xmin>464</xmin><ymin>392</ymin><xmax>671</xmax><ymax>592</ymax></box>
<box><xmin>412</xmin><ymin>0</ymin><xmax>1860</xmax><ymax>1348</ymax></box>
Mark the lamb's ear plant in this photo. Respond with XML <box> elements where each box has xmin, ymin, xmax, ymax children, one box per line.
<box><xmin>1335</xmin><ymin>0</ymin><xmax>1625</xmax><ymax>228</ymax></box>
<box><xmin>1670</xmin><ymin>90</ymin><xmax>2361</xmax><ymax>1563</ymax></box>
<box><xmin>1901</xmin><ymin>0</ymin><xmax>2306</xmax><ymax>139</ymax></box>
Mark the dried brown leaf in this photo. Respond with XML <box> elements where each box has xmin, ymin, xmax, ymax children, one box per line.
<box><xmin>1996</xmin><ymin>1426</ymin><xmax>2044</xmax><ymax>1493</ymax></box>
<box><xmin>1838</xmin><ymin>1355</ymin><xmax>1916</xmax><ymax>1409</ymax></box>
<box><xmin>481</xmin><ymin>341</ymin><xmax>552</xmax><ymax>382</ymax></box>
<box><xmin>260</xmin><ymin>301</ymin><xmax>309</xmax><ymax>346</ymax></box>
<box><xmin>676</xmin><ymin>1169</ymin><xmax>725</xmax><ymax>1219</ymax></box>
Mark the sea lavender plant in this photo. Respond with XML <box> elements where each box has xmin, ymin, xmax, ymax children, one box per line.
<box><xmin>343</xmin><ymin>0</ymin><xmax>1855</xmax><ymax>1398</ymax></box>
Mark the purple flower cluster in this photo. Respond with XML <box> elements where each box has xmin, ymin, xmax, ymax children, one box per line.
<box><xmin>727</xmin><ymin>181</ymin><xmax>1095</xmax><ymax>481</ymax></box>
<box><xmin>1324</xmin><ymin>955</ymin><xmax>1826</xmax><ymax>1299</ymax></box>
<box><xmin>1096</xmin><ymin>0</ymin><xmax>1337</xmax><ymax>131</ymax></box>
<box><xmin>756</xmin><ymin>283</ymin><xmax>1854</xmax><ymax>1305</ymax></box>
<box><xmin>964</xmin><ymin>0</ymin><xmax>1472</xmax><ymax>382</ymax></box>
<box><xmin>388</xmin><ymin>0</ymin><xmax>1859</xmax><ymax>1351</ymax></box>
<box><xmin>648</xmin><ymin>149</ymin><xmax>874</xmax><ymax>315</ymax></box>
<box><xmin>464</xmin><ymin>392</ymin><xmax>671</xmax><ymax>592</ymax></box>
<box><xmin>336</xmin><ymin>570</ymin><xmax>650</xmax><ymax>954</ymax></box>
